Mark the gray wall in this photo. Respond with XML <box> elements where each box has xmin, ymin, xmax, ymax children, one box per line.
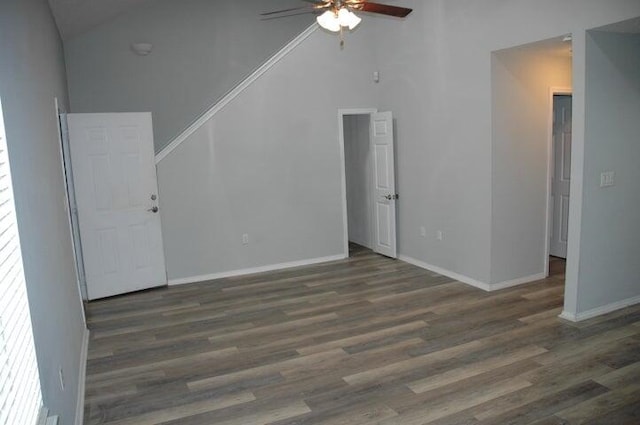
<box><xmin>0</xmin><ymin>0</ymin><xmax>86</xmax><ymax>423</ymax></box>
<box><xmin>62</xmin><ymin>0</ymin><xmax>640</xmax><ymax>314</ymax></box>
<box><xmin>491</xmin><ymin>40</ymin><xmax>572</xmax><ymax>284</ymax></box>
<box><xmin>344</xmin><ymin>114</ymin><xmax>373</xmax><ymax>249</ymax></box>
<box><xmin>370</xmin><ymin>0</ymin><xmax>640</xmax><ymax>286</ymax></box>
<box><xmin>64</xmin><ymin>0</ymin><xmax>314</xmax><ymax>152</ymax></box>
<box><xmin>142</xmin><ymin>0</ymin><xmax>640</xmax><ymax>288</ymax></box>
<box><xmin>157</xmin><ymin>27</ymin><xmax>378</xmax><ymax>281</ymax></box>
<box><xmin>575</xmin><ymin>31</ymin><xmax>640</xmax><ymax>313</ymax></box>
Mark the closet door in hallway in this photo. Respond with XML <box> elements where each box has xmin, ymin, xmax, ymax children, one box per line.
<box><xmin>550</xmin><ymin>95</ymin><xmax>572</xmax><ymax>259</ymax></box>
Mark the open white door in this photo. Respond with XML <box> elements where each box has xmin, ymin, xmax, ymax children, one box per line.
<box><xmin>67</xmin><ymin>113</ymin><xmax>166</xmax><ymax>300</ymax></box>
<box><xmin>550</xmin><ymin>95</ymin><xmax>572</xmax><ymax>259</ymax></box>
<box><xmin>371</xmin><ymin>111</ymin><xmax>397</xmax><ymax>258</ymax></box>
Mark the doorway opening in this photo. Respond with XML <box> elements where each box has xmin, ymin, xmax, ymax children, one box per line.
<box><xmin>490</xmin><ymin>35</ymin><xmax>572</xmax><ymax>288</ymax></box>
<box><xmin>338</xmin><ymin>109</ymin><xmax>398</xmax><ymax>259</ymax></box>
<box><xmin>342</xmin><ymin>112</ymin><xmax>374</xmax><ymax>257</ymax></box>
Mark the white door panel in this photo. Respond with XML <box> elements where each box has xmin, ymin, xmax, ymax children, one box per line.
<box><xmin>68</xmin><ymin>113</ymin><xmax>166</xmax><ymax>300</ymax></box>
<box><xmin>550</xmin><ymin>96</ymin><xmax>572</xmax><ymax>259</ymax></box>
<box><xmin>371</xmin><ymin>111</ymin><xmax>397</xmax><ymax>258</ymax></box>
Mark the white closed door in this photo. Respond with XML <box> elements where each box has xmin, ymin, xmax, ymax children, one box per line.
<box><xmin>371</xmin><ymin>111</ymin><xmax>397</xmax><ymax>258</ymax></box>
<box><xmin>550</xmin><ymin>95</ymin><xmax>572</xmax><ymax>259</ymax></box>
<box><xmin>67</xmin><ymin>113</ymin><xmax>166</xmax><ymax>300</ymax></box>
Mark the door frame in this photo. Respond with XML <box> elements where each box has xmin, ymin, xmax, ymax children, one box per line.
<box><xmin>544</xmin><ymin>87</ymin><xmax>572</xmax><ymax>276</ymax></box>
<box><xmin>54</xmin><ymin>99</ymin><xmax>89</xmax><ymax>310</ymax></box>
<box><xmin>338</xmin><ymin>108</ymin><xmax>377</xmax><ymax>257</ymax></box>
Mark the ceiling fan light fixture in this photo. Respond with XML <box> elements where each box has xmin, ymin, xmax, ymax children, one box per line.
<box><xmin>317</xmin><ymin>10</ymin><xmax>341</xmax><ymax>32</ymax></box>
<box><xmin>264</xmin><ymin>1</ymin><xmax>412</xmax><ymax>40</ymax></box>
<box><xmin>338</xmin><ymin>7</ymin><xmax>361</xmax><ymax>30</ymax></box>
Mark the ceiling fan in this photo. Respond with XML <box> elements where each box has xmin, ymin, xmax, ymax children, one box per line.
<box><xmin>262</xmin><ymin>0</ymin><xmax>412</xmax><ymax>45</ymax></box>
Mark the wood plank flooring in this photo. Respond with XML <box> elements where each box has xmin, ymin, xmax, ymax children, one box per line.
<box><xmin>84</xmin><ymin>245</ymin><xmax>640</xmax><ymax>424</ymax></box>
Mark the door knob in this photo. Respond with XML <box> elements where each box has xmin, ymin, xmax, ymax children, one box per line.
<box><xmin>384</xmin><ymin>194</ymin><xmax>399</xmax><ymax>200</ymax></box>
<box><xmin>147</xmin><ymin>206</ymin><xmax>159</xmax><ymax>213</ymax></box>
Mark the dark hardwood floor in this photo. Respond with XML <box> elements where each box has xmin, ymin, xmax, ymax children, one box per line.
<box><xmin>84</xmin><ymin>245</ymin><xmax>640</xmax><ymax>424</ymax></box>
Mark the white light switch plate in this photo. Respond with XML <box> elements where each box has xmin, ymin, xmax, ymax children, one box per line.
<box><xmin>600</xmin><ymin>171</ymin><xmax>615</xmax><ymax>188</ymax></box>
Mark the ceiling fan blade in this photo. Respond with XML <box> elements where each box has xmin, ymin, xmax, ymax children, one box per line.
<box><xmin>300</xmin><ymin>0</ymin><xmax>331</xmax><ymax>5</ymax></box>
<box><xmin>261</xmin><ymin>6</ymin><xmax>313</xmax><ymax>16</ymax></box>
<box><xmin>260</xmin><ymin>10</ymin><xmax>318</xmax><ymax>20</ymax></box>
<box><xmin>354</xmin><ymin>2</ymin><xmax>412</xmax><ymax>18</ymax></box>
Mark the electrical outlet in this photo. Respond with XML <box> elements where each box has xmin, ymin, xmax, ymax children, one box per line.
<box><xmin>436</xmin><ymin>231</ymin><xmax>444</xmax><ymax>241</ymax></box>
<box><xmin>58</xmin><ymin>367</ymin><xmax>65</xmax><ymax>391</ymax></box>
<box><xmin>420</xmin><ymin>226</ymin><xmax>426</xmax><ymax>237</ymax></box>
<box><xmin>242</xmin><ymin>234</ymin><xmax>249</xmax><ymax>245</ymax></box>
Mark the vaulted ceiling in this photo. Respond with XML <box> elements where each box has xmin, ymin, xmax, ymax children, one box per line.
<box><xmin>48</xmin><ymin>0</ymin><xmax>315</xmax><ymax>40</ymax></box>
<box><xmin>595</xmin><ymin>16</ymin><xmax>640</xmax><ymax>33</ymax></box>
<box><xmin>48</xmin><ymin>0</ymin><xmax>159</xmax><ymax>40</ymax></box>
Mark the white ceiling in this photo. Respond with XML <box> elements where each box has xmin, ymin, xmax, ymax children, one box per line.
<box><xmin>495</xmin><ymin>36</ymin><xmax>573</xmax><ymax>59</ymax></box>
<box><xmin>48</xmin><ymin>0</ymin><xmax>159</xmax><ymax>40</ymax></box>
<box><xmin>594</xmin><ymin>17</ymin><xmax>640</xmax><ymax>34</ymax></box>
<box><xmin>49</xmin><ymin>2</ymin><xmax>639</xmax><ymax>42</ymax></box>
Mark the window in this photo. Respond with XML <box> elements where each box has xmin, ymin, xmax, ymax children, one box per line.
<box><xmin>0</xmin><ymin>100</ymin><xmax>42</xmax><ymax>424</ymax></box>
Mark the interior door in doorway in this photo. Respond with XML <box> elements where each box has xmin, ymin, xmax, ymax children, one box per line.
<box><xmin>371</xmin><ymin>111</ymin><xmax>398</xmax><ymax>258</ymax></box>
<box><xmin>67</xmin><ymin>113</ymin><xmax>167</xmax><ymax>300</ymax></box>
<box><xmin>550</xmin><ymin>95</ymin><xmax>572</xmax><ymax>258</ymax></box>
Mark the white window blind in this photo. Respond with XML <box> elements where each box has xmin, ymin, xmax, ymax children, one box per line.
<box><xmin>0</xmin><ymin>101</ymin><xmax>42</xmax><ymax>425</ymax></box>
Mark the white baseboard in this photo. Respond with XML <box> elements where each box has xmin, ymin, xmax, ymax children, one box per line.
<box><xmin>75</xmin><ymin>328</ymin><xmax>90</xmax><ymax>425</ymax></box>
<box><xmin>398</xmin><ymin>255</ymin><xmax>492</xmax><ymax>291</ymax></box>
<box><xmin>168</xmin><ymin>254</ymin><xmax>347</xmax><ymax>286</ymax></box>
<box><xmin>37</xmin><ymin>408</ymin><xmax>60</xmax><ymax>425</ymax></box>
<box><xmin>560</xmin><ymin>294</ymin><xmax>640</xmax><ymax>322</ymax></box>
<box><xmin>558</xmin><ymin>310</ymin><xmax>578</xmax><ymax>322</ymax></box>
<box><xmin>398</xmin><ymin>255</ymin><xmax>545</xmax><ymax>292</ymax></box>
<box><xmin>37</xmin><ymin>407</ymin><xmax>49</xmax><ymax>425</ymax></box>
<box><xmin>490</xmin><ymin>272</ymin><xmax>547</xmax><ymax>291</ymax></box>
